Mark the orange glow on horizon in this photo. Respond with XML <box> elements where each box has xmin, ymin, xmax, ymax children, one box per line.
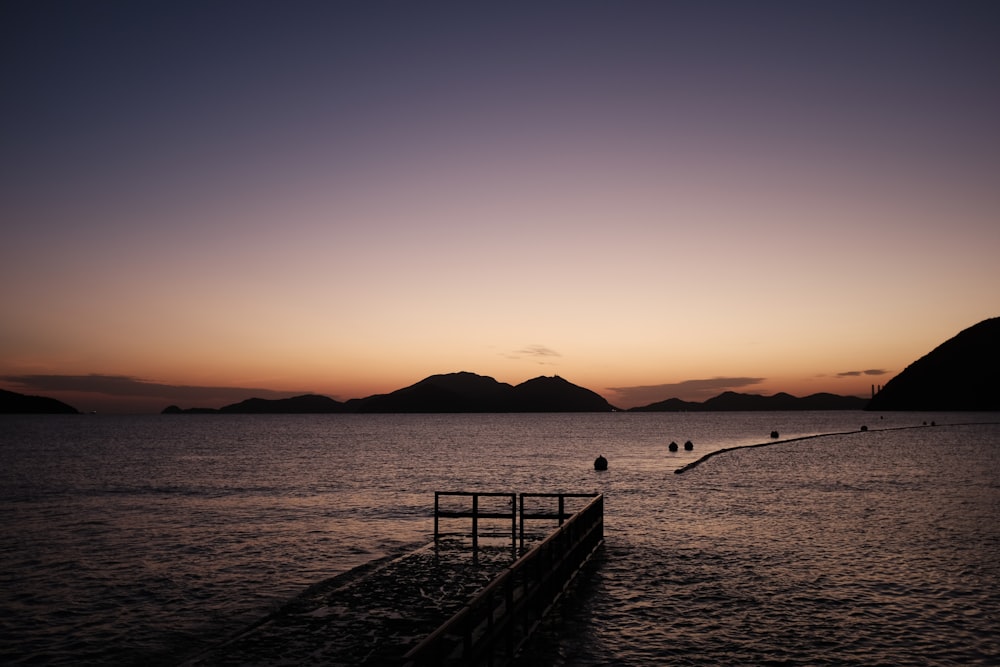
<box><xmin>2</xmin><ymin>4</ymin><xmax>997</xmax><ymax>413</ymax></box>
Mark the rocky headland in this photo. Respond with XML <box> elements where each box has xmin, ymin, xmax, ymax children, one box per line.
<box><xmin>0</xmin><ymin>389</ymin><xmax>79</xmax><ymax>414</ymax></box>
<box><xmin>866</xmin><ymin>316</ymin><xmax>999</xmax><ymax>411</ymax></box>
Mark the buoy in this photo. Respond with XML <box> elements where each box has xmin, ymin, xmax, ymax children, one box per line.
<box><xmin>860</xmin><ymin>425</ymin><xmax>868</xmax><ymax>431</ymax></box>
<box><xmin>684</xmin><ymin>440</ymin><xmax>693</xmax><ymax>451</ymax></box>
<box><xmin>770</xmin><ymin>430</ymin><xmax>779</xmax><ymax>439</ymax></box>
<box><xmin>594</xmin><ymin>455</ymin><xmax>608</xmax><ymax>471</ymax></box>
<box><xmin>668</xmin><ymin>441</ymin><xmax>678</xmax><ymax>452</ymax></box>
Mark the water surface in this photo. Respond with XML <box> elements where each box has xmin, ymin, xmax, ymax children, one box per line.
<box><xmin>1</xmin><ymin>412</ymin><xmax>996</xmax><ymax>665</ymax></box>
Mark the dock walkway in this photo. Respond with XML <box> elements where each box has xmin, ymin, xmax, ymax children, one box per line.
<box><xmin>183</xmin><ymin>539</ymin><xmax>516</xmax><ymax>667</ymax></box>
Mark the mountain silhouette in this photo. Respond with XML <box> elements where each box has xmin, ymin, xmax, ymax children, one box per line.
<box><xmin>0</xmin><ymin>389</ymin><xmax>79</xmax><ymax>414</ymax></box>
<box><xmin>344</xmin><ymin>372</ymin><xmax>516</xmax><ymax>413</ymax></box>
<box><xmin>161</xmin><ymin>371</ymin><xmax>878</xmax><ymax>414</ymax></box>
<box><xmin>508</xmin><ymin>375</ymin><xmax>616</xmax><ymax>412</ymax></box>
<box><xmin>163</xmin><ymin>372</ymin><xmax>619</xmax><ymax>413</ymax></box>
<box><xmin>630</xmin><ymin>390</ymin><xmax>867</xmax><ymax>412</ymax></box>
<box><xmin>345</xmin><ymin>372</ymin><xmax>617</xmax><ymax>413</ymax></box>
<box><xmin>866</xmin><ymin>316</ymin><xmax>1000</xmax><ymax>411</ymax></box>
<box><xmin>629</xmin><ymin>397</ymin><xmax>701</xmax><ymax>412</ymax></box>
<box><xmin>220</xmin><ymin>394</ymin><xmax>344</xmax><ymax>414</ymax></box>
<box><xmin>164</xmin><ymin>394</ymin><xmax>343</xmax><ymax>414</ymax></box>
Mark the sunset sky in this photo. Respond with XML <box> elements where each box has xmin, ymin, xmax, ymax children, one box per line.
<box><xmin>3</xmin><ymin>2</ymin><xmax>998</xmax><ymax>413</ymax></box>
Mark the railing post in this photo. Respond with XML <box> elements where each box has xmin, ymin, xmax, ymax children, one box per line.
<box><xmin>434</xmin><ymin>492</ymin><xmax>440</xmax><ymax>545</ymax></box>
<box><xmin>472</xmin><ymin>493</ymin><xmax>479</xmax><ymax>555</ymax></box>
<box><xmin>558</xmin><ymin>494</ymin><xmax>565</xmax><ymax>525</ymax></box>
<box><xmin>518</xmin><ymin>494</ymin><xmax>525</xmax><ymax>553</ymax></box>
<box><xmin>505</xmin><ymin>572</ymin><xmax>515</xmax><ymax>659</ymax></box>
<box><xmin>510</xmin><ymin>493</ymin><xmax>517</xmax><ymax>558</ymax></box>
<box><xmin>486</xmin><ymin>588</ymin><xmax>496</xmax><ymax>667</ymax></box>
<box><xmin>463</xmin><ymin>607</ymin><xmax>474</xmax><ymax>658</ymax></box>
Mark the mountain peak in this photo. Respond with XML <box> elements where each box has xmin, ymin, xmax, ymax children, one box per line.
<box><xmin>511</xmin><ymin>375</ymin><xmax>616</xmax><ymax>412</ymax></box>
<box><xmin>349</xmin><ymin>372</ymin><xmax>617</xmax><ymax>413</ymax></box>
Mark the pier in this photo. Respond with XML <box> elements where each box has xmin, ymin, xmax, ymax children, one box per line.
<box><xmin>409</xmin><ymin>492</ymin><xmax>604</xmax><ymax>666</ymax></box>
<box><xmin>184</xmin><ymin>492</ymin><xmax>603</xmax><ymax>666</ymax></box>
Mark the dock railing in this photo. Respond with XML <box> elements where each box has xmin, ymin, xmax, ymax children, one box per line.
<box><xmin>518</xmin><ymin>492</ymin><xmax>599</xmax><ymax>553</ymax></box>
<box><xmin>404</xmin><ymin>492</ymin><xmax>604</xmax><ymax>667</ymax></box>
<box><xmin>434</xmin><ymin>491</ymin><xmax>518</xmax><ymax>558</ymax></box>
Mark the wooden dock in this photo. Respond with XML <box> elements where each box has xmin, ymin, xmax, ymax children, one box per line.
<box><xmin>406</xmin><ymin>492</ymin><xmax>604</xmax><ymax>666</ymax></box>
<box><xmin>183</xmin><ymin>492</ymin><xmax>603</xmax><ymax>667</ymax></box>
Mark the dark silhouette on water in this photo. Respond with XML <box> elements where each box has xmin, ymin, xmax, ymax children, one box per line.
<box><xmin>866</xmin><ymin>316</ymin><xmax>1000</xmax><ymax>411</ymax></box>
<box><xmin>684</xmin><ymin>440</ymin><xmax>694</xmax><ymax>451</ymax></box>
<box><xmin>160</xmin><ymin>370</ymin><xmax>887</xmax><ymax>415</ymax></box>
<box><xmin>593</xmin><ymin>455</ymin><xmax>608</xmax><ymax>470</ymax></box>
<box><xmin>630</xmin><ymin>390</ymin><xmax>868</xmax><ymax>412</ymax></box>
<box><xmin>0</xmin><ymin>389</ymin><xmax>78</xmax><ymax>414</ymax></box>
<box><xmin>164</xmin><ymin>372</ymin><xmax>619</xmax><ymax>414</ymax></box>
<box><xmin>668</xmin><ymin>441</ymin><xmax>678</xmax><ymax>452</ymax></box>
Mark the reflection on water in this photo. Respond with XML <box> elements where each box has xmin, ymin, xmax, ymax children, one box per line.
<box><xmin>1</xmin><ymin>413</ymin><xmax>997</xmax><ymax>665</ymax></box>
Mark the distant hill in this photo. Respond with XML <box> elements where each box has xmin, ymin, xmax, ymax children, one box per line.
<box><xmin>164</xmin><ymin>372</ymin><xmax>619</xmax><ymax>414</ymax></box>
<box><xmin>162</xmin><ymin>405</ymin><xmax>221</xmax><ymax>414</ymax></box>
<box><xmin>345</xmin><ymin>372</ymin><xmax>618</xmax><ymax>413</ymax></box>
<box><xmin>630</xmin><ymin>390</ymin><xmax>868</xmax><ymax>412</ymax></box>
<box><xmin>0</xmin><ymin>389</ymin><xmax>79</xmax><ymax>414</ymax></box>
<box><xmin>508</xmin><ymin>375</ymin><xmax>616</xmax><ymax>412</ymax></box>
<box><xmin>163</xmin><ymin>394</ymin><xmax>343</xmax><ymax>414</ymax></box>
<box><xmin>220</xmin><ymin>394</ymin><xmax>344</xmax><ymax>414</ymax></box>
<box><xmin>866</xmin><ymin>316</ymin><xmax>1000</xmax><ymax>411</ymax></box>
<box><xmin>631</xmin><ymin>397</ymin><xmax>701</xmax><ymax>412</ymax></box>
<box><xmin>160</xmin><ymin>372</ymin><xmax>877</xmax><ymax>414</ymax></box>
<box><xmin>344</xmin><ymin>372</ymin><xmax>516</xmax><ymax>413</ymax></box>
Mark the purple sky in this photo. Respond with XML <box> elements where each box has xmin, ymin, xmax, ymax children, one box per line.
<box><xmin>2</xmin><ymin>1</ymin><xmax>998</xmax><ymax>412</ymax></box>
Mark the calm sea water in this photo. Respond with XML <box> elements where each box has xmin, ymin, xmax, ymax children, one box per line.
<box><xmin>1</xmin><ymin>412</ymin><xmax>997</xmax><ymax>665</ymax></box>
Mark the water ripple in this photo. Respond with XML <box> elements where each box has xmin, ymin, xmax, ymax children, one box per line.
<box><xmin>1</xmin><ymin>414</ymin><xmax>998</xmax><ymax>665</ymax></box>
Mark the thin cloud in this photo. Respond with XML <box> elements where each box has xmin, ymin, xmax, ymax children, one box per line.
<box><xmin>517</xmin><ymin>345</ymin><xmax>561</xmax><ymax>358</ymax></box>
<box><xmin>836</xmin><ymin>369</ymin><xmax>889</xmax><ymax>378</ymax></box>
<box><xmin>607</xmin><ymin>377</ymin><xmax>765</xmax><ymax>406</ymax></box>
<box><xmin>503</xmin><ymin>345</ymin><xmax>562</xmax><ymax>363</ymax></box>
<box><xmin>1</xmin><ymin>374</ymin><xmax>300</xmax><ymax>403</ymax></box>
